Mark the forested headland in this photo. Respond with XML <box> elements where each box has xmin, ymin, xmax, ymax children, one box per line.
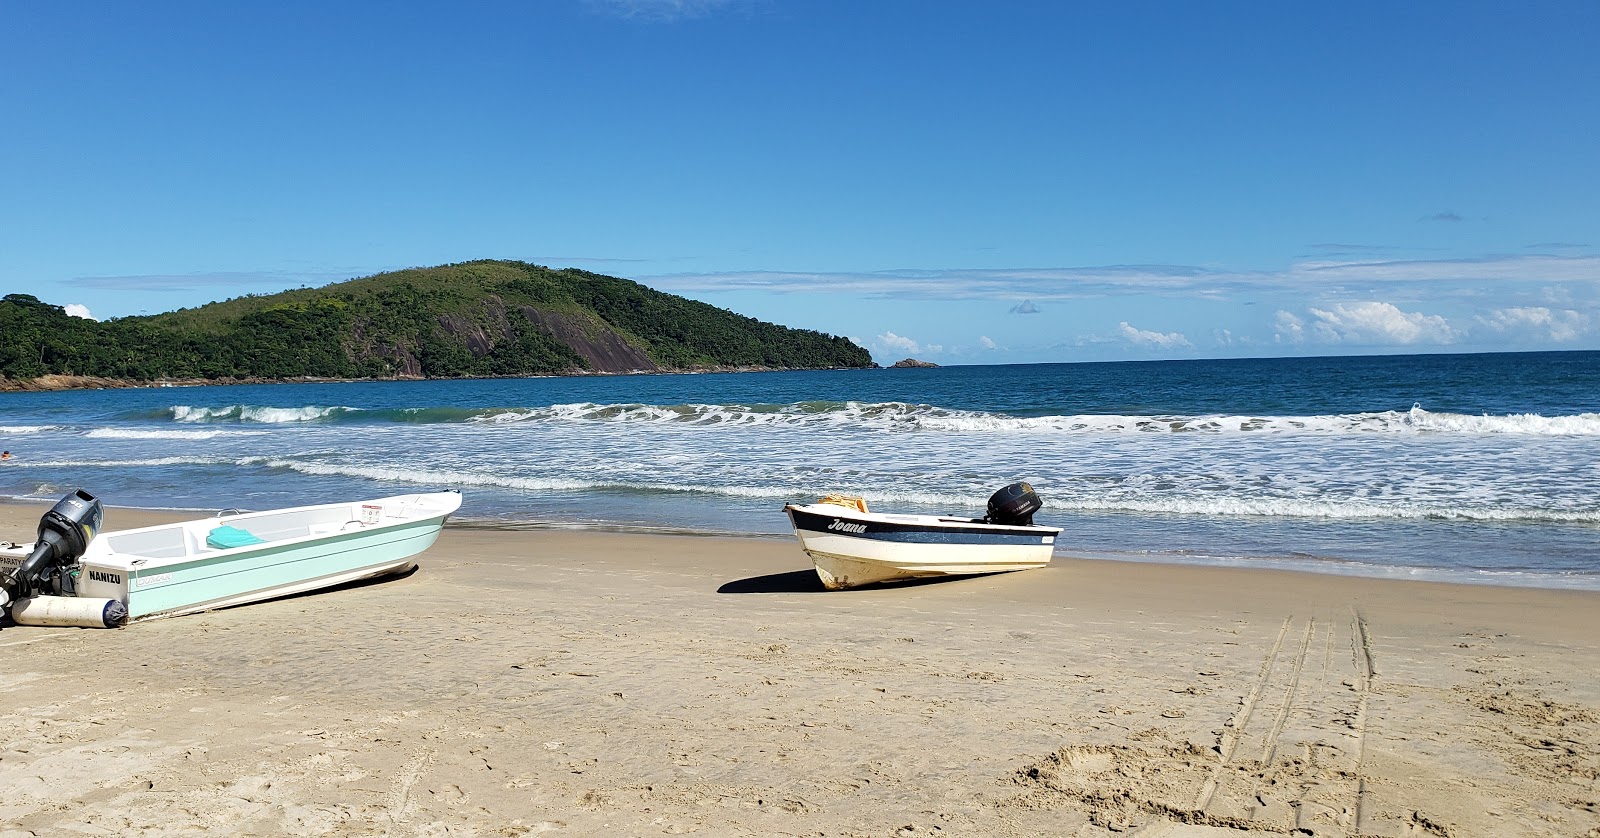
<box><xmin>0</xmin><ymin>260</ymin><xmax>873</xmax><ymax>389</ymax></box>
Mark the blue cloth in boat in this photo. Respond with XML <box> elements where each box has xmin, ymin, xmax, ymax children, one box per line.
<box><xmin>207</xmin><ymin>525</ymin><xmax>266</xmax><ymax>549</ymax></box>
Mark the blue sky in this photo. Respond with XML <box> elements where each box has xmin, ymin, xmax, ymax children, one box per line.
<box><xmin>2</xmin><ymin>1</ymin><xmax>1597</xmax><ymax>365</ymax></box>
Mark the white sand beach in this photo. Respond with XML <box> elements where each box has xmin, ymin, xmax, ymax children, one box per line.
<box><xmin>2</xmin><ymin>503</ymin><xmax>1598</xmax><ymax>836</ymax></box>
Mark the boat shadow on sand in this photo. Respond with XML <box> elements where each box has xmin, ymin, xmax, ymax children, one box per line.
<box><xmin>716</xmin><ymin>568</ymin><xmax>1007</xmax><ymax>594</ymax></box>
<box><xmin>173</xmin><ymin>563</ymin><xmax>423</xmax><ymax>614</ymax></box>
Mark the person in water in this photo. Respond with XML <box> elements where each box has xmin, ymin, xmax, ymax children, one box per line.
<box><xmin>1</xmin><ymin>451</ymin><xmax>10</xmax><ymax>460</ymax></box>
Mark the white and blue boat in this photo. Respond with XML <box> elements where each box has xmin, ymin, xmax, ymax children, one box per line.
<box><xmin>783</xmin><ymin>482</ymin><xmax>1061</xmax><ymax>590</ymax></box>
<box><xmin>2</xmin><ymin>490</ymin><xmax>461</xmax><ymax>626</ymax></box>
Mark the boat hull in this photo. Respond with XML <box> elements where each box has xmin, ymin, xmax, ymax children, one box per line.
<box><xmin>5</xmin><ymin>491</ymin><xmax>460</xmax><ymax>622</ymax></box>
<box><xmin>95</xmin><ymin>518</ymin><xmax>442</xmax><ymax>619</ymax></box>
<box><xmin>784</xmin><ymin>503</ymin><xmax>1060</xmax><ymax>590</ymax></box>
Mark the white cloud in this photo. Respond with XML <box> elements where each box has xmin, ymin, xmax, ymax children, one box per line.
<box><xmin>978</xmin><ymin>335</ymin><xmax>996</xmax><ymax>349</ymax></box>
<box><xmin>1273</xmin><ymin>311</ymin><xmax>1306</xmax><ymax>344</ymax></box>
<box><xmin>1476</xmin><ymin>307</ymin><xmax>1589</xmax><ymax>342</ymax></box>
<box><xmin>1117</xmin><ymin>322</ymin><xmax>1191</xmax><ymax>349</ymax></box>
<box><xmin>64</xmin><ymin>304</ymin><xmax>96</xmax><ymax>320</ymax></box>
<box><xmin>638</xmin><ymin>254</ymin><xmax>1600</xmax><ymax>303</ymax></box>
<box><xmin>1288</xmin><ymin>255</ymin><xmax>1600</xmax><ymax>284</ymax></box>
<box><xmin>878</xmin><ymin>331</ymin><xmax>918</xmax><ymax>352</ymax></box>
<box><xmin>1303</xmin><ymin>302</ymin><xmax>1459</xmax><ymax>345</ymax></box>
<box><xmin>875</xmin><ymin>331</ymin><xmax>941</xmax><ymax>356</ymax></box>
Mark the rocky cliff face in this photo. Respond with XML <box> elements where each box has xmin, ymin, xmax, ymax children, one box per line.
<box><xmin>347</xmin><ymin>298</ymin><xmax>663</xmax><ymax>376</ymax></box>
<box><xmin>890</xmin><ymin>358</ymin><xmax>939</xmax><ymax>368</ymax></box>
<box><xmin>521</xmin><ymin>309</ymin><xmax>659</xmax><ymax>373</ymax></box>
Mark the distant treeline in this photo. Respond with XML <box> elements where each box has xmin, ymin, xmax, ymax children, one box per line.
<box><xmin>0</xmin><ymin>261</ymin><xmax>872</xmax><ymax>382</ymax></box>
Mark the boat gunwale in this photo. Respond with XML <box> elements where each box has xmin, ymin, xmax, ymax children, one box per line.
<box><xmin>81</xmin><ymin>491</ymin><xmax>462</xmax><ymax>572</ymax></box>
<box><xmin>783</xmin><ymin>502</ymin><xmax>1061</xmax><ymax>537</ymax></box>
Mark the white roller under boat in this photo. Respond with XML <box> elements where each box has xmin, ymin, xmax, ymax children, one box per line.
<box><xmin>1</xmin><ymin>489</ymin><xmax>461</xmax><ymax>627</ymax></box>
<box><xmin>783</xmin><ymin>482</ymin><xmax>1061</xmax><ymax>590</ymax></box>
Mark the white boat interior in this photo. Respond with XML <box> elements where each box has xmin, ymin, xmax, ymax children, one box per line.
<box><xmin>86</xmin><ymin>496</ymin><xmax>452</xmax><ymax>570</ymax></box>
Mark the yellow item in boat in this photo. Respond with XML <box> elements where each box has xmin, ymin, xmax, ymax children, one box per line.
<box><xmin>818</xmin><ymin>494</ymin><xmax>869</xmax><ymax>513</ymax></box>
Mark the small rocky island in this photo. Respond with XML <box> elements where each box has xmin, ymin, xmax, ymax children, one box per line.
<box><xmin>890</xmin><ymin>358</ymin><xmax>939</xmax><ymax>368</ymax></box>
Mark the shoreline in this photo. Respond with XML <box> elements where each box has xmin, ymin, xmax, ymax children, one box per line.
<box><xmin>0</xmin><ymin>364</ymin><xmax>883</xmax><ymax>394</ymax></box>
<box><xmin>6</xmin><ymin>495</ymin><xmax>1597</xmax><ymax>594</ymax></box>
<box><xmin>2</xmin><ymin>502</ymin><xmax>1599</xmax><ymax>834</ymax></box>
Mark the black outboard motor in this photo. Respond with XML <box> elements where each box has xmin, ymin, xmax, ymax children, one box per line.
<box><xmin>10</xmin><ymin>489</ymin><xmax>103</xmax><ymax>599</ymax></box>
<box><xmin>985</xmin><ymin>481</ymin><xmax>1043</xmax><ymax>526</ymax></box>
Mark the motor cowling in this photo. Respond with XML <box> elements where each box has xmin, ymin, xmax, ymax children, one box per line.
<box><xmin>11</xmin><ymin>489</ymin><xmax>103</xmax><ymax>599</ymax></box>
<box><xmin>985</xmin><ymin>481</ymin><xmax>1042</xmax><ymax>526</ymax></box>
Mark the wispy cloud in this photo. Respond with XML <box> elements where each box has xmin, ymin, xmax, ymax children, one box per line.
<box><xmin>978</xmin><ymin>335</ymin><xmax>997</xmax><ymax>350</ymax></box>
<box><xmin>1475</xmin><ymin>307</ymin><xmax>1589</xmax><ymax>342</ymax></box>
<box><xmin>1213</xmin><ymin>328</ymin><xmax>1253</xmax><ymax>348</ymax></box>
<box><xmin>1288</xmin><ymin>255</ymin><xmax>1600</xmax><ymax>283</ymax></box>
<box><xmin>529</xmin><ymin>255</ymin><xmax>657</xmax><ymax>265</ymax></box>
<box><xmin>1308</xmin><ymin>242</ymin><xmax>1390</xmax><ymax>251</ymax></box>
<box><xmin>585</xmin><ymin>0</ymin><xmax>742</xmax><ymax>22</ymax></box>
<box><xmin>637</xmin><ymin>254</ymin><xmax>1600</xmax><ymax>303</ymax></box>
<box><xmin>63</xmin><ymin>270</ymin><xmax>355</xmax><ymax>292</ymax></box>
<box><xmin>641</xmin><ymin>264</ymin><xmax>1264</xmax><ymax>300</ymax></box>
<box><xmin>1422</xmin><ymin>211</ymin><xmax>1464</xmax><ymax>222</ymax></box>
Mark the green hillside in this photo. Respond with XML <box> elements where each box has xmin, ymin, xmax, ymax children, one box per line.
<box><xmin>0</xmin><ymin>260</ymin><xmax>872</xmax><ymax>383</ymax></box>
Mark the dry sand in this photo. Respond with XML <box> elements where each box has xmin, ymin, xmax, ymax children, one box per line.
<box><xmin>1</xmin><ymin>502</ymin><xmax>1598</xmax><ymax>837</ymax></box>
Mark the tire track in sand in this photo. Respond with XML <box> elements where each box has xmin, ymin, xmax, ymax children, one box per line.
<box><xmin>1195</xmin><ymin>615</ymin><xmax>1294</xmax><ymax>813</ymax></box>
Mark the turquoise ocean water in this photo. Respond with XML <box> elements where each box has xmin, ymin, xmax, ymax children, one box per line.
<box><xmin>2</xmin><ymin>351</ymin><xmax>1597</xmax><ymax>589</ymax></box>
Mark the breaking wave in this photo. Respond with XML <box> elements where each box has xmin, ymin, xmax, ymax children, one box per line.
<box><xmin>0</xmin><ymin>425</ymin><xmax>63</xmax><ymax>435</ymax></box>
<box><xmin>146</xmin><ymin>401</ymin><xmax>1600</xmax><ymax>436</ymax></box>
<box><xmin>25</xmin><ymin>454</ymin><xmax>1600</xmax><ymax>525</ymax></box>
<box><xmin>166</xmin><ymin>405</ymin><xmax>358</xmax><ymax>423</ymax></box>
<box><xmin>87</xmin><ymin>428</ymin><xmax>270</xmax><ymax>440</ymax></box>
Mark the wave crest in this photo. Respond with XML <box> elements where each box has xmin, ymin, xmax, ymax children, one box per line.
<box><xmin>87</xmin><ymin>428</ymin><xmax>269</xmax><ymax>440</ymax></box>
<box><xmin>168</xmin><ymin>405</ymin><xmax>356</xmax><ymax>423</ymax></box>
<box><xmin>146</xmin><ymin>401</ymin><xmax>1600</xmax><ymax>436</ymax></box>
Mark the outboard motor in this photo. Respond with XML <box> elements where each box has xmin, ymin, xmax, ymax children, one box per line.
<box><xmin>5</xmin><ymin>489</ymin><xmax>104</xmax><ymax>600</ymax></box>
<box><xmin>985</xmin><ymin>481</ymin><xmax>1043</xmax><ymax>527</ymax></box>
<box><xmin>2</xmin><ymin>489</ymin><xmax>125</xmax><ymax>628</ymax></box>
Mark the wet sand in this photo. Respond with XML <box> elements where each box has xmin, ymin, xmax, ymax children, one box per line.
<box><xmin>2</xmin><ymin>502</ymin><xmax>1598</xmax><ymax>836</ymax></box>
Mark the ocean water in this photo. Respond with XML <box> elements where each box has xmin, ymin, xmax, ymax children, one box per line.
<box><xmin>2</xmin><ymin>351</ymin><xmax>1598</xmax><ymax>589</ymax></box>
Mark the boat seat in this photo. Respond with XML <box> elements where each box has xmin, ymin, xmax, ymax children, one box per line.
<box><xmin>104</xmin><ymin>528</ymin><xmax>188</xmax><ymax>559</ymax></box>
<box><xmin>206</xmin><ymin>525</ymin><xmax>267</xmax><ymax>549</ymax></box>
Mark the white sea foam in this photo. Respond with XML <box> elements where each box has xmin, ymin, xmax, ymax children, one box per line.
<box><xmin>169</xmin><ymin>405</ymin><xmax>354</xmax><ymax>423</ymax></box>
<box><xmin>1050</xmin><ymin>495</ymin><xmax>1600</xmax><ymax>523</ymax></box>
<box><xmin>1395</xmin><ymin>405</ymin><xmax>1600</xmax><ymax>435</ymax></box>
<box><xmin>87</xmin><ymin>428</ymin><xmax>269</xmax><ymax>440</ymax></box>
<box><xmin>18</xmin><ymin>456</ymin><xmax>240</xmax><ymax>468</ymax></box>
<box><xmin>262</xmin><ymin>460</ymin><xmax>600</xmax><ymax>493</ymax></box>
<box><xmin>66</xmin><ymin>452</ymin><xmax>1585</xmax><ymax>526</ymax></box>
<box><xmin>1084</xmin><ymin>552</ymin><xmax>1600</xmax><ymax>591</ymax></box>
<box><xmin>0</xmin><ymin>425</ymin><xmax>62</xmax><ymax>435</ymax></box>
<box><xmin>461</xmin><ymin>401</ymin><xmax>1600</xmax><ymax>436</ymax></box>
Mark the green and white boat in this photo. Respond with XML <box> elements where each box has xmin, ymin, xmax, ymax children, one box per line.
<box><xmin>1</xmin><ymin>490</ymin><xmax>461</xmax><ymax>626</ymax></box>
